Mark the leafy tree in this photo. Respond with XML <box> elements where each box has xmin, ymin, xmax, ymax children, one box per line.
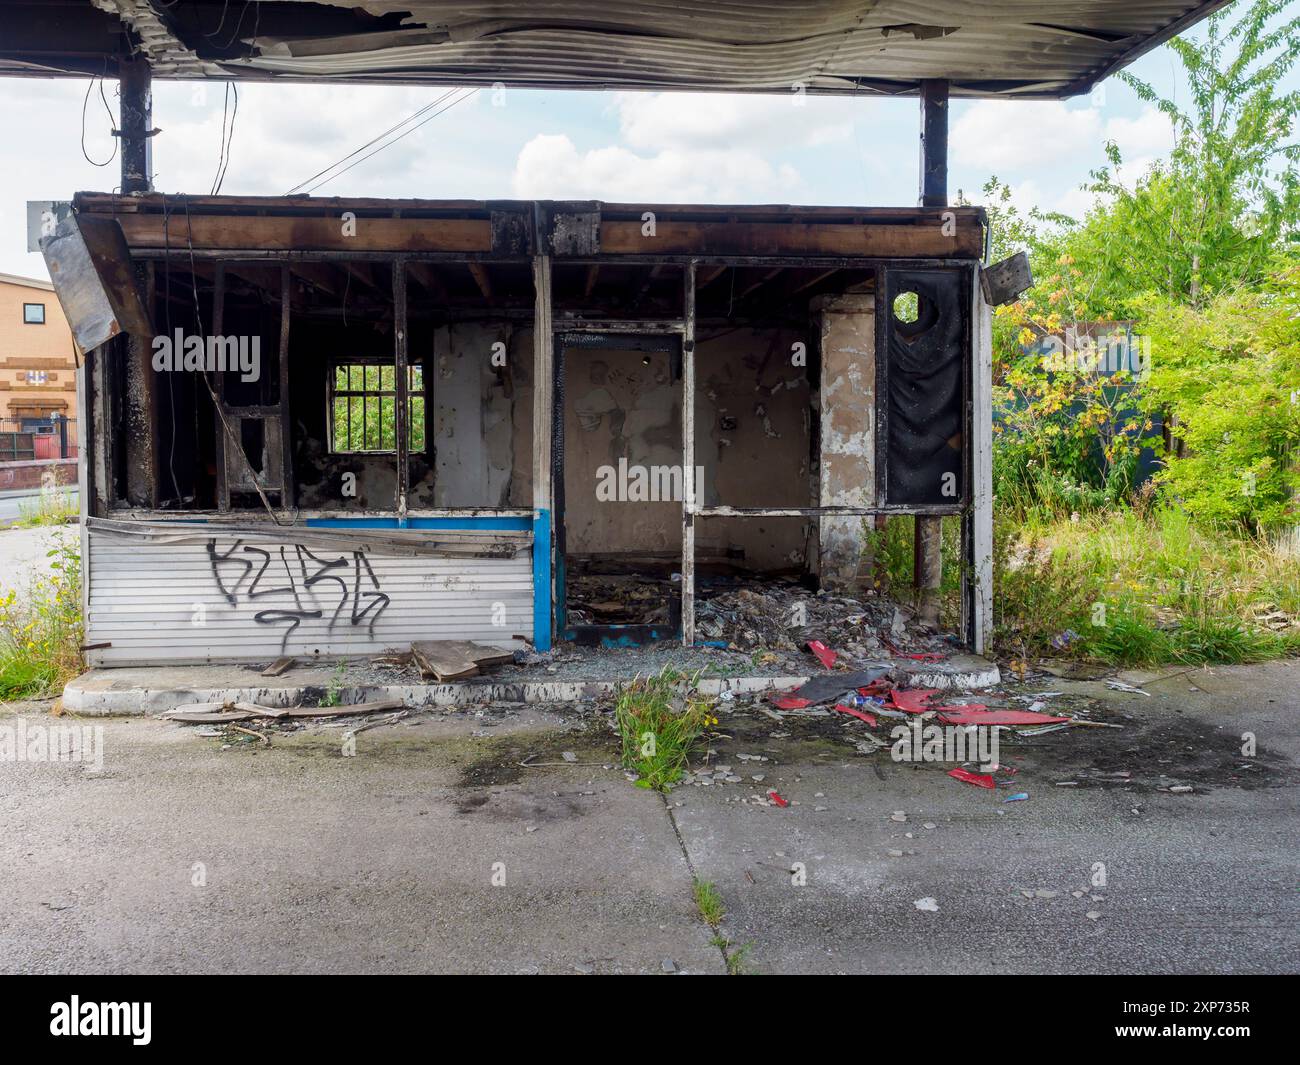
<box><xmin>1138</xmin><ymin>258</ymin><xmax>1300</xmax><ymax>531</ymax></box>
<box><xmin>1084</xmin><ymin>0</ymin><xmax>1300</xmax><ymax>308</ymax></box>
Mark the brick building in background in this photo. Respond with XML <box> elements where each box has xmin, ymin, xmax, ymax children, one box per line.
<box><xmin>0</xmin><ymin>272</ymin><xmax>78</xmax><ymax>481</ymax></box>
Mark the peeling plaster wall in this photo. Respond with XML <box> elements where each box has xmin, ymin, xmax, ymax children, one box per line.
<box><xmin>694</xmin><ymin>327</ymin><xmax>813</xmax><ymax>572</ymax></box>
<box><xmin>429</xmin><ymin>323</ymin><xmax>530</xmax><ymax>508</ymax></box>
<box><xmin>813</xmin><ymin>293</ymin><xmax>875</xmax><ymax>589</ymax></box>
<box><xmin>563</xmin><ymin>347</ymin><xmax>682</xmax><ymax>555</ymax></box>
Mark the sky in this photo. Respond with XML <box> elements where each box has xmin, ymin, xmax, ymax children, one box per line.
<box><xmin>0</xmin><ymin>22</ymin><xmax>1280</xmax><ymax>281</ymax></box>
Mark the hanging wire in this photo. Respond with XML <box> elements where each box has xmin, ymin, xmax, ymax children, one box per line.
<box><xmin>80</xmin><ymin>61</ymin><xmax>118</xmax><ymax>168</ymax></box>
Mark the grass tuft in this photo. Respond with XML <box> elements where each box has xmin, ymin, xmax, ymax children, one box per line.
<box><xmin>614</xmin><ymin>667</ymin><xmax>716</xmax><ymax>791</ymax></box>
<box><xmin>694</xmin><ymin>878</ymin><xmax>724</xmax><ymax>927</ymax></box>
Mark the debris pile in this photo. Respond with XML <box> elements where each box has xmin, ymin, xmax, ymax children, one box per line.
<box><xmin>566</xmin><ymin>574</ymin><xmax>673</xmax><ymax>625</ymax></box>
<box><xmin>694</xmin><ymin>579</ymin><xmax>946</xmax><ymax>667</ymax></box>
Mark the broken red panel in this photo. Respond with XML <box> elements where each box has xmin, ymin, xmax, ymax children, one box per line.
<box><xmin>858</xmin><ymin>679</ymin><xmax>892</xmax><ymax>696</ymax></box>
<box><xmin>806</xmin><ymin>640</ymin><xmax>837</xmax><ymax>669</ymax></box>
<box><xmin>938</xmin><ymin>708</ymin><xmax>1067</xmax><ymax>726</ymax></box>
<box><xmin>833</xmin><ymin>703</ymin><xmax>878</xmax><ymax>727</ymax></box>
<box><xmin>903</xmin><ymin>652</ymin><xmax>946</xmax><ymax>662</ymax></box>
<box><xmin>887</xmin><ymin>688</ymin><xmax>941</xmax><ymax>713</ymax></box>
<box><xmin>767</xmin><ymin>790</ymin><xmax>789</xmax><ymax>807</ymax></box>
<box><xmin>772</xmin><ymin>695</ymin><xmax>812</xmax><ymax>710</ymax></box>
<box><xmin>947</xmin><ymin>767</ymin><xmax>997</xmax><ymax>789</ymax></box>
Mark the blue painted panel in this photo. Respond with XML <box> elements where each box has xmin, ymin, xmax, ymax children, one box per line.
<box><xmin>532</xmin><ymin>508</ymin><xmax>552</xmax><ymax>651</ymax></box>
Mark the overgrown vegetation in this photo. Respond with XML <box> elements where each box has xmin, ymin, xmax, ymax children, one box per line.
<box><xmin>12</xmin><ymin>484</ymin><xmax>78</xmax><ymax>528</ymax></box>
<box><xmin>0</xmin><ymin>535</ymin><xmax>83</xmax><ymax>699</ymax></box>
<box><xmin>961</xmin><ymin>0</ymin><xmax>1300</xmax><ymax>666</ymax></box>
<box><xmin>614</xmin><ymin>667</ymin><xmax>717</xmax><ymax>791</ymax></box>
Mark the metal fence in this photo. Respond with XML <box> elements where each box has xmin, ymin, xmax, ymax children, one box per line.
<box><xmin>0</xmin><ymin>414</ymin><xmax>79</xmax><ymax>461</ymax></box>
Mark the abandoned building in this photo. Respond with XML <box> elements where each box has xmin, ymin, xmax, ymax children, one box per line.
<box><xmin>45</xmin><ymin>193</ymin><xmax>994</xmax><ymax>665</ymax></box>
<box><xmin>7</xmin><ymin>0</ymin><xmax>1222</xmax><ymax>670</ymax></box>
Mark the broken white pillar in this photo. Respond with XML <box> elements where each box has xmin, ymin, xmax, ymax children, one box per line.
<box><xmin>812</xmin><ymin>293</ymin><xmax>875</xmax><ymax>591</ymax></box>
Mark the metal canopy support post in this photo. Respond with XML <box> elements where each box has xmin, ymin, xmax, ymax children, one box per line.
<box><xmin>118</xmin><ymin>54</ymin><xmax>153</xmax><ymax>195</ymax></box>
<box><xmin>119</xmin><ymin>53</ymin><xmax>158</xmax><ymax>508</ymax></box>
<box><xmin>914</xmin><ymin>77</ymin><xmax>949</xmax><ymax>625</ymax></box>
<box><xmin>681</xmin><ymin>260</ymin><xmax>697</xmax><ymax>646</ymax></box>
<box><xmin>918</xmin><ymin>79</ymin><xmax>949</xmax><ymax>211</ymax></box>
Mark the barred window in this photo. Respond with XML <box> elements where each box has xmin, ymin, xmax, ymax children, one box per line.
<box><xmin>329</xmin><ymin>361</ymin><xmax>425</xmax><ymax>453</ymax></box>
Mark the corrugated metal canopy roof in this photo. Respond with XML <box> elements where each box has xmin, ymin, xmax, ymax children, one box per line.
<box><xmin>1</xmin><ymin>0</ymin><xmax>1230</xmax><ymax>98</ymax></box>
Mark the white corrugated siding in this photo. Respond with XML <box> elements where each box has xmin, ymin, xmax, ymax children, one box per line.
<box><xmin>86</xmin><ymin>533</ymin><xmax>533</xmax><ymax>666</ymax></box>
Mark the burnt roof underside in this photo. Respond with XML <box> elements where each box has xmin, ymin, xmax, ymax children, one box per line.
<box><xmin>1</xmin><ymin>0</ymin><xmax>1230</xmax><ymax>99</ymax></box>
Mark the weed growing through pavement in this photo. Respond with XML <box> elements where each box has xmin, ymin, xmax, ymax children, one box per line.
<box><xmin>694</xmin><ymin>877</ymin><xmax>724</xmax><ymax>926</ymax></box>
<box><xmin>614</xmin><ymin>666</ymin><xmax>716</xmax><ymax>791</ymax></box>
<box><xmin>694</xmin><ymin>877</ymin><xmax>754</xmax><ymax>974</ymax></box>
<box><xmin>321</xmin><ymin>659</ymin><xmax>348</xmax><ymax>707</ymax></box>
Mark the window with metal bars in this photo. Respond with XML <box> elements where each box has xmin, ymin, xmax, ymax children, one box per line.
<box><xmin>329</xmin><ymin>361</ymin><xmax>425</xmax><ymax>453</ymax></box>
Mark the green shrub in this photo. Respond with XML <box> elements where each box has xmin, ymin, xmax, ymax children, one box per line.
<box><xmin>0</xmin><ymin>535</ymin><xmax>84</xmax><ymax>699</ymax></box>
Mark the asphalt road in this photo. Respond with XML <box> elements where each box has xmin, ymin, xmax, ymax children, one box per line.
<box><xmin>0</xmin><ymin>660</ymin><xmax>1295</xmax><ymax>974</ymax></box>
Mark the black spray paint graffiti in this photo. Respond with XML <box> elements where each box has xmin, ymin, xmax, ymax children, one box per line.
<box><xmin>206</xmin><ymin>540</ymin><xmax>391</xmax><ymax>652</ymax></box>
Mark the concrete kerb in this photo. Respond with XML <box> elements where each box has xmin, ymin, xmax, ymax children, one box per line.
<box><xmin>63</xmin><ymin>655</ymin><xmax>1000</xmax><ymax>716</ymax></box>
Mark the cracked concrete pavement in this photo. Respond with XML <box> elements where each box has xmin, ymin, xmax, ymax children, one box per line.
<box><xmin>1</xmin><ymin>658</ymin><xmax>1296</xmax><ymax>974</ymax></box>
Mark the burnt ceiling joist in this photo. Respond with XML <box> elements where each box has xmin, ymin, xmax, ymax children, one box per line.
<box><xmin>0</xmin><ymin>0</ymin><xmax>1234</xmax><ymax>99</ymax></box>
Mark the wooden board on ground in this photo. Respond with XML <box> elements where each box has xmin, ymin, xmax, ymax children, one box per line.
<box><xmin>410</xmin><ymin>640</ymin><xmax>514</xmax><ymax>681</ymax></box>
<box><xmin>282</xmin><ymin>698</ymin><xmax>406</xmax><ymax>718</ymax></box>
<box><xmin>261</xmin><ymin>656</ymin><xmax>296</xmax><ymax>677</ymax></box>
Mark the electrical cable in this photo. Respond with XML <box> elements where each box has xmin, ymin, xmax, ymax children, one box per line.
<box><xmin>284</xmin><ymin>87</ymin><xmax>462</xmax><ymax>195</ymax></box>
<box><xmin>80</xmin><ymin>62</ymin><xmax>118</xmax><ymax>168</ymax></box>
<box><xmin>300</xmin><ymin>88</ymin><xmax>479</xmax><ymax>195</ymax></box>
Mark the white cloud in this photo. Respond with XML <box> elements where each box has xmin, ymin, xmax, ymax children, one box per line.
<box><xmin>512</xmin><ymin>90</ymin><xmax>862</xmax><ymax>203</ymax></box>
<box><xmin>512</xmin><ymin>132</ymin><xmax>801</xmax><ymax>202</ymax></box>
<box><xmin>615</xmin><ymin>91</ymin><xmax>854</xmax><ymax>152</ymax></box>
<box><xmin>952</xmin><ymin>101</ymin><xmax>1104</xmax><ymax>172</ymax></box>
<box><xmin>955</xmin><ymin>101</ymin><xmax>1170</xmax><ymax>175</ymax></box>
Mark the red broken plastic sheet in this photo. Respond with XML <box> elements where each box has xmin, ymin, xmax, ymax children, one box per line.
<box><xmin>947</xmin><ymin>767</ymin><xmax>997</xmax><ymax>789</ymax></box>
<box><xmin>886</xmin><ymin>688</ymin><xmax>941</xmax><ymax>713</ymax></box>
<box><xmin>772</xmin><ymin>695</ymin><xmax>812</xmax><ymax>710</ymax></box>
<box><xmin>806</xmin><ymin>640</ymin><xmax>837</xmax><ymax>669</ymax></box>
<box><xmin>903</xmin><ymin>652</ymin><xmax>946</xmax><ymax>663</ymax></box>
<box><xmin>938</xmin><ymin>708</ymin><xmax>1068</xmax><ymax>726</ymax></box>
<box><xmin>767</xmin><ymin>790</ymin><xmax>789</xmax><ymax>807</ymax></box>
<box><xmin>833</xmin><ymin>703</ymin><xmax>878</xmax><ymax>727</ymax></box>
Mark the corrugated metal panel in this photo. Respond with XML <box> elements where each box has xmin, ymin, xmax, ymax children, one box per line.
<box><xmin>25</xmin><ymin>1</ymin><xmax>1230</xmax><ymax>100</ymax></box>
<box><xmin>86</xmin><ymin>533</ymin><xmax>533</xmax><ymax>666</ymax></box>
<box><xmin>256</xmin><ymin>2</ymin><xmax>1234</xmax><ymax>98</ymax></box>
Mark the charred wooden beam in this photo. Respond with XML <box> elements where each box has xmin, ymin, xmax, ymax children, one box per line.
<box><xmin>407</xmin><ymin>261</ymin><xmax>449</xmax><ymax>303</ymax></box>
<box><xmin>112</xmin><ymin>213</ymin><xmax>493</xmax><ymax>253</ymax></box>
<box><xmin>735</xmin><ymin>266</ymin><xmax>783</xmax><ymax>300</ymax></box>
<box><xmin>600</xmin><ymin>218</ymin><xmax>979</xmax><ymax>258</ymax></box>
<box><xmin>467</xmin><ymin>262</ymin><xmax>493</xmax><ymax>299</ymax></box>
